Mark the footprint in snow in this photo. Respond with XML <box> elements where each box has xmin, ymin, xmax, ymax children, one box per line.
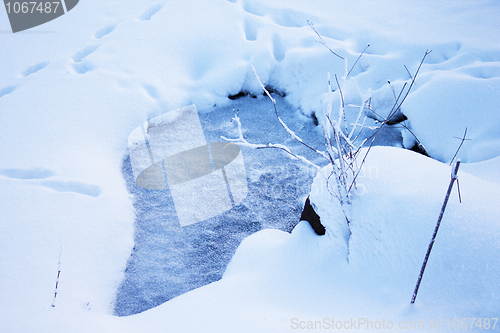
<box><xmin>94</xmin><ymin>24</ymin><xmax>117</xmax><ymax>39</ymax></box>
<box><xmin>139</xmin><ymin>4</ymin><xmax>163</xmax><ymax>21</ymax></box>
<box><xmin>21</xmin><ymin>61</ymin><xmax>50</xmax><ymax>77</ymax></box>
<box><xmin>40</xmin><ymin>180</ymin><xmax>102</xmax><ymax>197</ymax></box>
<box><xmin>71</xmin><ymin>45</ymin><xmax>99</xmax><ymax>74</ymax></box>
<box><xmin>0</xmin><ymin>85</ymin><xmax>18</xmax><ymax>99</ymax></box>
<box><xmin>0</xmin><ymin>168</ymin><xmax>102</xmax><ymax>197</ymax></box>
<box><xmin>0</xmin><ymin>168</ymin><xmax>54</xmax><ymax>180</ymax></box>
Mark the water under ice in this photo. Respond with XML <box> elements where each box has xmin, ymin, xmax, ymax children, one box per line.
<box><xmin>114</xmin><ymin>94</ymin><xmax>402</xmax><ymax>316</ymax></box>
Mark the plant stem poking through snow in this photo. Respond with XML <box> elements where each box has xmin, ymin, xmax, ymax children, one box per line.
<box><xmin>348</xmin><ymin>50</ymin><xmax>432</xmax><ymax>194</ymax></box>
<box><xmin>225</xmin><ymin>60</ymin><xmax>375</xmax><ymax>233</ymax></box>
<box><xmin>221</xmin><ymin>108</ymin><xmax>322</xmax><ymax>170</ymax></box>
<box><xmin>449</xmin><ymin>127</ymin><xmax>471</xmax><ymax>166</ymax></box>
<box><xmin>51</xmin><ymin>246</ymin><xmax>62</xmax><ymax>308</ymax></box>
<box><xmin>347</xmin><ymin>44</ymin><xmax>370</xmax><ymax>78</ymax></box>
<box><xmin>411</xmin><ymin>160</ymin><xmax>461</xmax><ymax>304</ymax></box>
<box><xmin>307</xmin><ymin>20</ymin><xmax>344</xmax><ymax>60</ymax></box>
<box><xmin>224</xmin><ymin>42</ymin><xmax>429</xmax><ymax>238</ymax></box>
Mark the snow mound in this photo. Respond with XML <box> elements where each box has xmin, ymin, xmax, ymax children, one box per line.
<box><xmin>219</xmin><ymin>147</ymin><xmax>500</xmax><ymax>327</ymax></box>
<box><xmin>120</xmin><ymin>147</ymin><xmax>499</xmax><ymax>332</ymax></box>
<box><xmin>402</xmin><ymin>69</ymin><xmax>500</xmax><ymax>163</ymax></box>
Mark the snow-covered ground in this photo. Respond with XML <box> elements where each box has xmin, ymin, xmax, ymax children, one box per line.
<box><xmin>1</xmin><ymin>1</ymin><xmax>499</xmax><ymax>332</ymax></box>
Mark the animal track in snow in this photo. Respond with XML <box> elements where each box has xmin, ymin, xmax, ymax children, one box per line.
<box><xmin>425</xmin><ymin>42</ymin><xmax>462</xmax><ymax>64</ymax></box>
<box><xmin>244</xmin><ymin>19</ymin><xmax>258</xmax><ymax>41</ymax></box>
<box><xmin>95</xmin><ymin>24</ymin><xmax>117</xmax><ymax>39</ymax></box>
<box><xmin>0</xmin><ymin>85</ymin><xmax>18</xmax><ymax>99</ymax></box>
<box><xmin>0</xmin><ymin>168</ymin><xmax>54</xmax><ymax>180</ymax></box>
<box><xmin>435</xmin><ymin>61</ymin><xmax>500</xmax><ymax>81</ymax></box>
<box><xmin>458</xmin><ymin>62</ymin><xmax>500</xmax><ymax>80</ymax></box>
<box><xmin>72</xmin><ymin>45</ymin><xmax>99</xmax><ymax>74</ymax></box>
<box><xmin>272</xmin><ymin>33</ymin><xmax>286</xmax><ymax>62</ymax></box>
<box><xmin>22</xmin><ymin>61</ymin><xmax>50</xmax><ymax>77</ymax></box>
<box><xmin>72</xmin><ymin>62</ymin><xmax>93</xmax><ymax>75</ymax></box>
<box><xmin>139</xmin><ymin>4</ymin><xmax>163</xmax><ymax>21</ymax></box>
<box><xmin>143</xmin><ymin>84</ymin><xmax>160</xmax><ymax>99</ymax></box>
<box><xmin>269</xmin><ymin>8</ymin><xmax>310</xmax><ymax>28</ymax></box>
<box><xmin>40</xmin><ymin>180</ymin><xmax>102</xmax><ymax>197</ymax></box>
<box><xmin>241</xmin><ymin>0</ymin><xmax>309</xmax><ymax>28</ymax></box>
<box><xmin>73</xmin><ymin>45</ymin><xmax>99</xmax><ymax>63</ymax></box>
<box><xmin>420</xmin><ymin>43</ymin><xmax>500</xmax><ymax>80</ymax></box>
<box><xmin>0</xmin><ymin>168</ymin><xmax>101</xmax><ymax>197</ymax></box>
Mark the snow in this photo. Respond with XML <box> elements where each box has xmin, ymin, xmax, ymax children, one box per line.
<box><xmin>1</xmin><ymin>0</ymin><xmax>499</xmax><ymax>332</ymax></box>
<box><xmin>120</xmin><ymin>148</ymin><xmax>500</xmax><ymax>332</ymax></box>
<box><xmin>309</xmin><ymin>147</ymin><xmax>500</xmax><ymax>316</ymax></box>
<box><xmin>403</xmin><ymin>71</ymin><xmax>500</xmax><ymax>163</ymax></box>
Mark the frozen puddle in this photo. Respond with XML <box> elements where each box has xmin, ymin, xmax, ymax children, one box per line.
<box><xmin>114</xmin><ymin>94</ymin><xmax>403</xmax><ymax>316</ymax></box>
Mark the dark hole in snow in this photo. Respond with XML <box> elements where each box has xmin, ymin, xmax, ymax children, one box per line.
<box><xmin>263</xmin><ymin>85</ymin><xmax>286</xmax><ymax>97</ymax></box>
<box><xmin>300</xmin><ymin>196</ymin><xmax>325</xmax><ymax>235</ymax></box>
<box><xmin>410</xmin><ymin>142</ymin><xmax>430</xmax><ymax>157</ymax></box>
<box><xmin>228</xmin><ymin>91</ymin><xmax>257</xmax><ymax>100</ymax></box>
<box><xmin>311</xmin><ymin>112</ymin><xmax>319</xmax><ymax>126</ymax></box>
<box><xmin>386</xmin><ymin>112</ymin><xmax>408</xmax><ymax>125</ymax></box>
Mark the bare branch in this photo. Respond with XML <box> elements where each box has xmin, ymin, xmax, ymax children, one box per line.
<box><xmin>221</xmin><ymin>115</ymin><xmax>321</xmax><ymax>169</ymax></box>
<box><xmin>449</xmin><ymin>127</ymin><xmax>469</xmax><ymax>166</ymax></box>
<box><xmin>347</xmin><ymin>43</ymin><xmax>370</xmax><ymax>78</ymax></box>
<box><xmin>348</xmin><ymin>50</ymin><xmax>431</xmax><ymax>193</ymax></box>
<box><xmin>251</xmin><ymin>66</ymin><xmax>328</xmax><ymax>160</ymax></box>
<box><xmin>334</xmin><ymin>74</ymin><xmax>344</xmax><ymax>109</ymax></box>
<box><xmin>307</xmin><ymin>20</ymin><xmax>344</xmax><ymax>60</ymax></box>
<box><xmin>411</xmin><ymin>160</ymin><xmax>461</xmax><ymax>304</ymax></box>
<box><xmin>404</xmin><ymin>65</ymin><xmax>413</xmax><ymax>80</ymax></box>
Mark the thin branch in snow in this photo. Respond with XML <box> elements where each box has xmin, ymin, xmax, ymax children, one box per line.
<box><xmin>348</xmin><ymin>79</ymin><xmax>371</xmax><ymax>141</ymax></box>
<box><xmin>347</xmin><ymin>43</ymin><xmax>370</xmax><ymax>78</ymax></box>
<box><xmin>391</xmin><ymin>50</ymin><xmax>432</xmax><ymax>116</ymax></box>
<box><xmin>388</xmin><ymin>80</ymin><xmax>397</xmax><ymax>101</ymax></box>
<box><xmin>307</xmin><ymin>20</ymin><xmax>344</xmax><ymax>60</ymax></box>
<box><xmin>327</xmin><ymin>72</ymin><xmax>333</xmax><ymax>92</ymax></box>
<box><xmin>51</xmin><ymin>245</ymin><xmax>62</xmax><ymax>308</ymax></box>
<box><xmin>334</xmin><ymin>74</ymin><xmax>344</xmax><ymax>109</ymax></box>
<box><xmin>348</xmin><ymin>50</ymin><xmax>431</xmax><ymax>194</ymax></box>
<box><xmin>449</xmin><ymin>127</ymin><xmax>470</xmax><ymax>166</ymax></box>
<box><xmin>399</xmin><ymin>122</ymin><xmax>426</xmax><ymax>148</ymax></box>
<box><xmin>321</xmin><ymin>122</ymin><xmax>338</xmax><ymax>157</ymax></box>
<box><xmin>221</xmin><ymin>111</ymin><xmax>322</xmax><ymax>169</ymax></box>
<box><xmin>340</xmin><ymin>60</ymin><xmax>351</xmax><ymax>133</ymax></box>
<box><xmin>411</xmin><ymin>160</ymin><xmax>461</xmax><ymax>304</ymax></box>
<box><xmin>327</xmin><ymin>114</ymin><xmax>357</xmax><ymax>151</ymax></box>
<box><xmin>404</xmin><ymin>64</ymin><xmax>413</xmax><ymax>80</ymax></box>
<box><xmin>251</xmin><ymin>66</ymin><xmax>328</xmax><ymax>160</ymax></box>
<box><xmin>251</xmin><ymin>66</ymin><xmax>276</xmax><ymax>104</ymax></box>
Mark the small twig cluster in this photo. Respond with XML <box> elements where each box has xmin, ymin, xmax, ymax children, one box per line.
<box><xmin>348</xmin><ymin>50</ymin><xmax>432</xmax><ymax>194</ymax></box>
<box><xmin>223</xmin><ymin>23</ymin><xmax>430</xmax><ymax>234</ymax></box>
<box><xmin>221</xmin><ymin>70</ymin><xmax>324</xmax><ymax>172</ymax></box>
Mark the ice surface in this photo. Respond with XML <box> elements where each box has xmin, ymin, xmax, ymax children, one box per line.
<box><xmin>114</xmin><ymin>95</ymin><xmax>335</xmax><ymax>316</ymax></box>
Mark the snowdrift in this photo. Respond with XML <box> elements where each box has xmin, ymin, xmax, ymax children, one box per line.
<box><xmin>121</xmin><ymin>147</ymin><xmax>500</xmax><ymax>332</ymax></box>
